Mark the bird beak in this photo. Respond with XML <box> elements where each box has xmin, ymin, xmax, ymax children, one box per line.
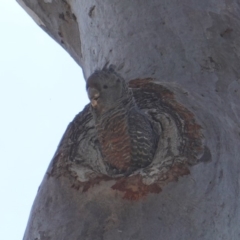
<box><xmin>87</xmin><ymin>87</ymin><xmax>100</xmax><ymax>108</ymax></box>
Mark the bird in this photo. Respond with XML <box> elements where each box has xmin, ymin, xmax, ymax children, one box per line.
<box><xmin>86</xmin><ymin>67</ymin><xmax>158</xmax><ymax>176</ymax></box>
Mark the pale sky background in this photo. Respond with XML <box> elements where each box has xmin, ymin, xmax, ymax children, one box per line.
<box><xmin>0</xmin><ymin>1</ymin><xmax>88</xmax><ymax>239</ymax></box>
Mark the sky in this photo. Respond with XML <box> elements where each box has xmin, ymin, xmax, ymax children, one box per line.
<box><xmin>0</xmin><ymin>1</ymin><xmax>88</xmax><ymax>239</ymax></box>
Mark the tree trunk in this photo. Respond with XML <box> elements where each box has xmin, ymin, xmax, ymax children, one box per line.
<box><xmin>19</xmin><ymin>0</ymin><xmax>240</xmax><ymax>239</ymax></box>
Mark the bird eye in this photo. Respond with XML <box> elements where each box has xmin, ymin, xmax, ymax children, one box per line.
<box><xmin>103</xmin><ymin>85</ymin><xmax>108</xmax><ymax>89</ymax></box>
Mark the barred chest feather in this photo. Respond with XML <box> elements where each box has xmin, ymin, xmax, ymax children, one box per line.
<box><xmin>95</xmin><ymin>105</ymin><xmax>158</xmax><ymax>175</ymax></box>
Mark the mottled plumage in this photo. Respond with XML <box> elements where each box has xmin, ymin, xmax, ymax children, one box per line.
<box><xmin>86</xmin><ymin>68</ymin><xmax>158</xmax><ymax>175</ymax></box>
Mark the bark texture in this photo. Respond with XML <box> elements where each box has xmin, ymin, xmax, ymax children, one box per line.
<box><xmin>19</xmin><ymin>0</ymin><xmax>240</xmax><ymax>239</ymax></box>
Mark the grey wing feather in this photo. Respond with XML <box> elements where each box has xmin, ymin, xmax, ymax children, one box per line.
<box><xmin>128</xmin><ymin>107</ymin><xmax>158</xmax><ymax>169</ymax></box>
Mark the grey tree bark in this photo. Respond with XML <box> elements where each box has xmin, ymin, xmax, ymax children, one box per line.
<box><xmin>19</xmin><ymin>0</ymin><xmax>240</xmax><ymax>239</ymax></box>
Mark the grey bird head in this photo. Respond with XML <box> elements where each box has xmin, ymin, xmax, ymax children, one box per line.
<box><xmin>86</xmin><ymin>68</ymin><xmax>129</xmax><ymax>115</ymax></box>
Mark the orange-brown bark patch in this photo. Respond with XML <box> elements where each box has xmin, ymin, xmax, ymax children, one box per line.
<box><xmin>111</xmin><ymin>175</ymin><xmax>162</xmax><ymax>201</ymax></box>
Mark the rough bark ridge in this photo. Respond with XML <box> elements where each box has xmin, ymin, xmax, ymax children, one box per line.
<box><xmin>19</xmin><ymin>0</ymin><xmax>240</xmax><ymax>239</ymax></box>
